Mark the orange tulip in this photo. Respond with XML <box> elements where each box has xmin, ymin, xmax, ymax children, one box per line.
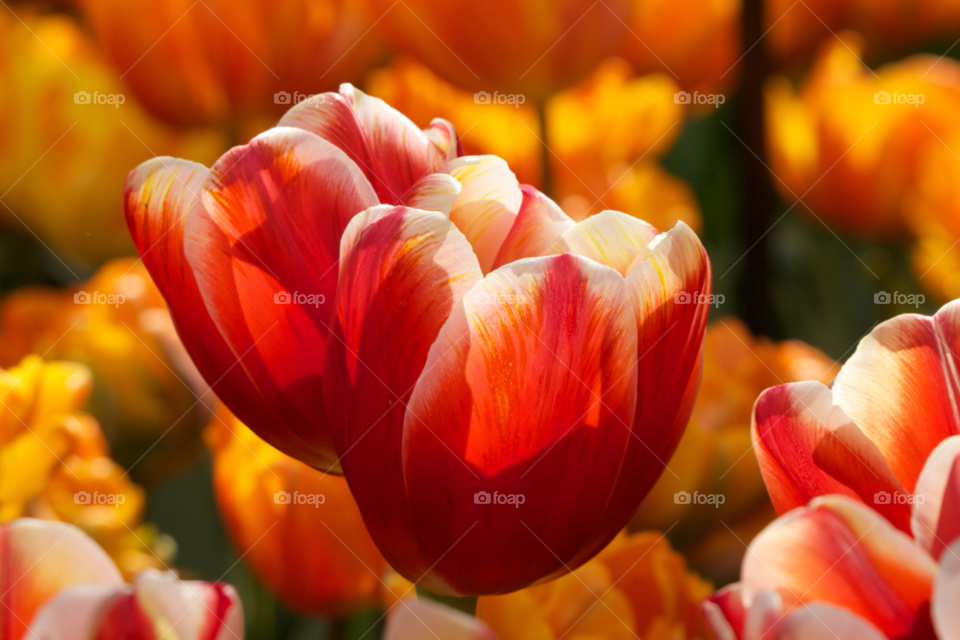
<box><xmin>206</xmin><ymin>405</ymin><xmax>386</xmax><ymax>616</ymax></box>
<box><xmin>79</xmin><ymin>0</ymin><xmax>381</xmax><ymax>128</ymax></box>
<box><xmin>358</xmin><ymin>0</ymin><xmax>631</xmax><ymax>99</ymax></box>
<box><xmin>765</xmin><ymin>34</ymin><xmax>960</xmax><ymax>236</ymax></box>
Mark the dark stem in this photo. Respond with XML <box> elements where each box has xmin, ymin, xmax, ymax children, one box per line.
<box><xmin>536</xmin><ymin>98</ymin><xmax>554</xmax><ymax>200</ymax></box>
<box><xmin>739</xmin><ymin>0</ymin><xmax>776</xmax><ymax>337</ymax></box>
<box><xmin>415</xmin><ymin>586</ymin><xmax>478</xmax><ymax>616</ymax></box>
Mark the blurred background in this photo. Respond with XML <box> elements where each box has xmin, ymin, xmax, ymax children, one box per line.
<box><xmin>1</xmin><ymin>0</ymin><xmax>959</xmax><ymax>637</ymax></box>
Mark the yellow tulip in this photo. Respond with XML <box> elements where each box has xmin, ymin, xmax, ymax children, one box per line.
<box><xmin>0</xmin><ymin>10</ymin><xmax>225</xmax><ymax>265</ymax></box>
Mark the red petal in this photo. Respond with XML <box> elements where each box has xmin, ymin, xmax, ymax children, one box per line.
<box><xmin>912</xmin><ymin>435</ymin><xmax>960</xmax><ymax>560</ymax></box>
<box><xmin>703</xmin><ymin>584</ymin><xmax>746</xmax><ymax>640</ymax></box>
<box><xmin>402</xmin><ymin>254</ymin><xmax>638</xmax><ymax>594</ymax></box>
<box><xmin>933</xmin><ymin>538</ymin><xmax>960</xmax><ymax>640</ymax></box>
<box><xmin>492</xmin><ymin>185</ymin><xmax>574</xmax><ymax>269</ymax></box>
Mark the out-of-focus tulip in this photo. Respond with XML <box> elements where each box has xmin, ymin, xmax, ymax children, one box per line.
<box><xmin>766</xmin><ymin>0</ymin><xmax>960</xmax><ymax>65</ymax></box>
<box><xmin>29</xmin><ymin>568</ymin><xmax>243</xmax><ymax>640</ymax></box>
<box><xmin>384</xmin><ymin>530</ymin><xmax>712</xmax><ymax>639</ymax></box>
<box><xmin>358</xmin><ymin>0</ymin><xmax>631</xmax><ymax>100</ymax></box>
<box><xmin>205</xmin><ymin>404</ymin><xmax>386</xmax><ymax>616</ymax></box>
<box><xmin>0</xmin><ymin>518</ymin><xmax>123</xmax><ymax>640</ymax></box>
<box><xmin>0</xmin><ymin>356</ymin><xmax>173</xmax><ymax>578</ymax></box>
<box><xmin>765</xmin><ymin>35</ymin><xmax>960</xmax><ymax>236</ymax></box>
<box><xmin>79</xmin><ymin>0</ymin><xmax>380</xmax><ymax>128</ymax></box>
<box><xmin>0</xmin><ymin>259</ymin><xmax>210</xmax><ymax>482</ymax></box>
<box><xmin>616</xmin><ymin>0</ymin><xmax>741</xmax><ymax>96</ymax></box>
<box><xmin>630</xmin><ymin>318</ymin><xmax>837</xmax><ymax>582</ymax></box>
<box><xmin>384</xmin><ymin>599</ymin><xmax>498</xmax><ymax>640</ymax></box>
<box><xmin>0</xmin><ymin>10</ymin><xmax>224</xmax><ymax>265</ymax></box>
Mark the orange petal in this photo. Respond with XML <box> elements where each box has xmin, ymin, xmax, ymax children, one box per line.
<box><xmin>492</xmin><ymin>185</ymin><xmax>574</xmax><ymax>269</ymax></box>
<box><xmin>832</xmin><ymin>301</ymin><xmax>960</xmax><ymax>492</ymax></box>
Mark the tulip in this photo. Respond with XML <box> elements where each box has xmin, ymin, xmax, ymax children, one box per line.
<box><xmin>0</xmin><ymin>10</ymin><xmax>224</xmax><ymax>265</ymax></box>
<box><xmin>0</xmin><ymin>518</ymin><xmax>123</xmax><ymax>640</ymax></box>
<box><xmin>384</xmin><ymin>599</ymin><xmax>497</xmax><ymax>640</ymax></box>
<box><xmin>205</xmin><ymin>404</ymin><xmax>386</xmax><ymax>615</ymax></box>
<box><xmin>79</xmin><ymin>0</ymin><xmax>381</xmax><ymax>128</ymax></box>
<box><xmin>29</xmin><ymin>568</ymin><xmax>243</xmax><ymax>640</ymax></box>
<box><xmin>764</xmin><ymin>35</ymin><xmax>960</xmax><ymax>236</ymax></box>
<box><xmin>358</xmin><ymin>0</ymin><xmax>631</xmax><ymax>99</ymax></box>
<box><xmin>0</xmin><ymin>259</ymin><xmax>210</xmax><ymax>482</ymax></box>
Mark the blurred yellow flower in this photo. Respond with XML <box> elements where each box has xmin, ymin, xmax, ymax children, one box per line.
<box><xmin>0</xmin><ymin>259</ymin><xmax>210</xmax><ymax>482</ymax></box>
<box><xmin>0</xmin><ymin>9</ymin><xmax>225</xmax><ymax>265</ymax></box>
<box><xmin>206</xmin><ymin>405</ymin><xmax>387</xmax><ymax>616</ymax></box>
<box><xmin>630</xmin><ymin>317</ymin><xmax>838</xmax><ymax>583</ymax></box>
<box><xmin>616</xmin><ymin>0</ymin><xmax>741</xmax><ymax>97</ymax></box>
<box><xmin>0</xmin><ymin>356</ymin><xmax>173</xmax><ymax>578</ymax></box>
<box><xmin>384</xmin><ymin>531</ymin><xmax>712</xmax><ymax>640</ymax></box>
<box><xmin>79</xmin><ymin>0</ymin><xmax>381</xmax><ymax>129</ymax></box>
<box><xmin>765</xmin><ymin>33</ymin><xmax>960</xmax><ymax>236</ymax></box>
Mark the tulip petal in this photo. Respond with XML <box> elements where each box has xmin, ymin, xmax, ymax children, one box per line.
<box><xmin>185</xmin><ymin>127</ymin><xmax>378</xmax><ymax>471</ymax></box>
<box><xmin>777</xmin><ymin>603</ymin><xmax>887</xmax><ymax>640</ymax></box>
<box><xmin>27</xmin><ymin>585</ymin><xmax>123</xmax><ymax>640</ymax></box>
<box><xmin>832</xmin><ymin>300</ymin><xmax>960</xmax><ymax>491</ymax></box>
<box><xmin>933</xmin><ymin>538</ymin><xmax>960</xmax><ymax>640</ymax></box>
<box><xmin>743</xmin><ymin>590</ymin><xmax>783</xmax><ymax>640</ymax></box>
<box><xmin>558</xmin><ymin>210</ymin><xmax>658</xmax><ymax>275</ymax></box>
<box><xmin>404</xmin><ymin>173</ymin><xmax>462</xmax><ymax>215</ymax></box>
<box><xmin>492</xmin><ymin>185</ymin><xmax>574</xmax><ymax>269</ymax></box>
<box><xmin>751</xmin><ymin>382</ymin><xmax>911</xmax><ymax>532</ymax></box>
<box><xmin>912</xmin><ymin>435</ymin><xmax>960</xmax><ymax>560</ymax></box>
<box><xmin>702</xmin><ymin>584</ymin><xmax>745</xmax><ymax>640</ymax></box>
<box><xmin>424</xmin><ymin>118</ymin><xmax>462</xmax><ymax>161</ymax></box>
<box><xmin>125</xmin><ymin>157</ymin><xmax>327</xmax><ymax>469</ymax></box>
<box><xmin>742</xmin><ymin>495</ymin><xmax>936</xmax><ymax>638</ymax></box>
<box><xmin>384</xmin><ymin>599</ymin><xmax>498</xmax><ymax>640</ymax></box>
<box><xmin>443</xmin><ymin>156</ymin><xmax>523</xmax><ymax>274</ymax></box>
<box><xmin>324</xmin><ymin>205</ymin><xmax>483</xmax><ymax>584</ymax></box>
<box><xmin>402</xmin><ymin>254</ymin><xmax>638</xmax><ymax>594</ymax></box>
<box><xmin>0</xmin><ymin>519</ymin><xmax>123</xmax><ymax>640</ymax></box>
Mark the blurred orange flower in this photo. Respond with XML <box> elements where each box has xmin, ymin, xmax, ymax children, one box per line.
<box><xmin>630</xmin><ymin>318</ymin><xmax>838</xmax><ymax>583</ymax></box>
<box><xmin>206</xmin><ymin>405</ymin><xmax>386</xmax><ymax>616</ymax></box>
<box><xmin>765</xmin><ymin>34</ymin><xmax>960</xmax><ymax>236</ymax></box>
<box><xmin>79</xmin><ymin>0</ymin><xmax>381</xmax><ymax>128</ymax></box>
<box><xmin>358</xmin><ymin>0</ymin><xmax>631</xmax><ymax>100</ymax></box>
<box><xmin>0</xmin><ymin>10</ymin><xmax>225</xmax><ymax>265</ymax></box>
<box><xmin>384</xmin><ymin>531</ymin><xmax>712</xmax><ymax>640</ymax></box>
<box><xmin>0</xmin><ymin>356</ymin><xmax>173</xmax><ymax>579</ymax></box>
<box><xmin>616</xmin><ymin>0</ymin><xmax>741</xmax><ymax>97</ymax></box>
<box><xmin>0</xmin><ymin>259</ymin><xmax>210</xmax><ymax>482</ymax></box>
